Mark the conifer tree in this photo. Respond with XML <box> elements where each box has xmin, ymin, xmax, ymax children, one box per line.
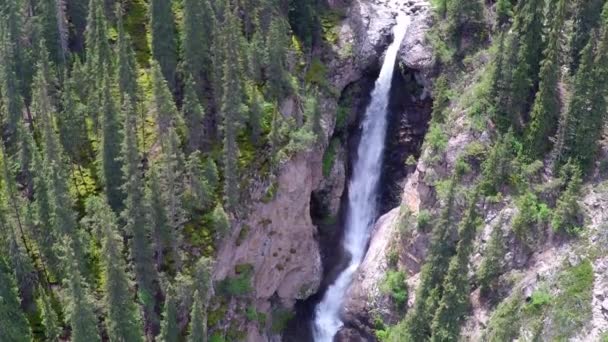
<box><xmin>88</xmin><ymin>197</ymin><xmax>144</xmax><ymax>342</ymax></box>
<box><xmin>249</xmin><ymin>12</ymin><xmax>269</xmax><ymax>84</ymax></box>
<box><xmin>162</xmin><ymin>126</ymin><xmax>186</xmax><ymax>269</ymax></box>
<box><xmin>185</xmin><ymin>151</ymin><xmax>213</xmax><ymax>214</ymax></box>
<box><xmin>192</xmin><ymin>256</ymin><xmax>214</xmax><ymax>340</ymax></box>
<box><xmin>2</xmin><ymin>0</ymin><xmax>33</xmax><ymax>104</ymax></box>
<box><xmin>39</xmin><ymin>288</ymin><xmax>61</xmax><ymax>342</ymax></box>
<box><xmin>63</xmin><ymin>240</ymin><xmax>100</xmax><ymax>342</ymax></box>
<box><xmin>0</xmin><ymin>256</ymin><xmax>32</xmax><ymax>342</ymax></box>
<box><xmin>508</xmin><ymin>0</ymin><xmax>545</xmax><ymax>130</ymax></box>
<box><xmin>570</xmin><ymin>0</ymin><xmax>605</xmax><ymax>73</ymax></box>
<box><xmin>58</xmin><ymin>70</ymin><xmax>89</xmax><ymax>164</ymax></box>
<box><xmin>212</xmin><ymin>203</ymin><xmax>230</xmax><ymax>240</ymax></box>
<box><xmin>554</xmin><ymin>4</ymin><xmax>608</xmax><ymax>171</ymax></box>
<box><xmin>116</xmin><ymin>7</ymin><xmax>139</xmax><ymax>105</ymax></box>
<box><xmin>85</xmin><ymin>0</ymin><xmax>111</xmax><ymax>93</ymax></box>
<box><xmin>406</xmin><ymin>181</ymin><xmax>457</xmax><ymax>340</ymax></box>
<box><xmin>160</xmin><ymin>284</ymin><xmax>179</xmax><ymax>342</ymax></box>
<box><xmin>444</xmin><ymin>0</ymin><xmax>485</xmax><ymax>49</ymax></box>
<box><xmin>525</xmin><ymin>0</ymin><xmax>567</xmax><ymax>158</ymax></box>
<box><xmin>0</xmin><ymin>29</ymin><xmax>25</xmax><ymax>143</ymax></box>
<box><xmin>266</xmin><ymin>17</ymin><xmax>291</xmax><ymax>100</ymax></box>
<box><xmin>182</xmin><ymin>0</ymin><xmax>214</xmax><ymax>91</ymax></box>
<box><xmin>248</xmin><ymin>87</ymin><xmax>264</xmax><ymax>145</ymax></box>
<box><xmin>121</xmin><ymin>98</ymin><xmax>161</xmax><ymax>335</ymax></box>
<box><xmin>188</xmin><ymin>290</ymin><xmax>205</xmax><ymax>342</ymax></box>
<box><xmin>151</xmin><ymin>0</ymin><xmax>178</xmax><ymax>91</ymax></box>
<box><xmin>37</xmin><ymin>0</ymin><xmax>67</xmax><ymax>66</ymax></box>
<box><xmin>31</xmin><ymin>136</ymin><xmax>60</xmax><ymax>275</ymax></box>
<box><xmin>431</xmin><ymin>190</ymin><xmax>480</xmax><ymax>342</ymax></box>
<box><xmin>477</xmin><ymin>218</ymin><xmax>506</xmax><ymax>297</ymax></box>
<box><xmin>495</xmin><ymin>0</ymin><xmax>512</xmax><ymax>27</ymax></box>
<box><xmin>100</xmin><ymin>74</ymin><xmax>125</xmax><ymax>212</ymax></box>
<box><xmin>147</xmin><ymin>167</ymin><xmax>173</xmax><ymax>269</ymax></box>
<box><xmin>183</xmin><ymin>76</ymin><xmax>205</xmax><ymax>151</ymax></box>
<box><xmin>152</xmin><ymin>61</ymin><xmax>181</xmax><ymax>139</ymax></box>
<box><xmin>203</xmin><ymin>157</ymin><xmax>219</xmax><ymax>193</ymax></box>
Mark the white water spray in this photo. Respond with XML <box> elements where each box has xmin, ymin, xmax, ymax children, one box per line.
<box><xmin>313</xmin><ymin>15</ymin><xmax>411</xmax><ymax>342</ymax></box>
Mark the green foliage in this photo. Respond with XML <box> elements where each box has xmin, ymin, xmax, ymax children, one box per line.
<box><xmin>549</xmin><ymin>259</ymin><xmax>594</xmax><ymax>340</ymax></box>
<box><xmin>425</xmin><ymin>123</ymin><xmax>448</xmax><ymax>153</ymax></box>
<box><xmin>417</xmin><ymin>209</ymin><xmax>432</xmax><ymax>232</ymax></box>
<box><xmin>322</xmin><ymin>138</ymin><xmax>340</xmax><ymax>177</ymax></box>
<box><xmin>552</xmin><ymin>162</ymin><xmax>583</xmax><ymax>235</ymax></box>
<box><xmin>380</xmin><ymin>270</ymin><xmax>408</xmax><ymax>307</ymax></box>
<box><xmin>524</xmin><ymin>289</ymin><xmax>552</xmax><ymax>314</ymax></box>
<box><xmin>218</xmin><ymin>264</ymin><xmax>253</xmax><ymax>297</ymax></box>
<box><xmin>305</xmin><ymin>58</ymin><xmax>328</xmax><ymax>87</ymax></box>
<box><xmin>477</xmin><ymin>223</ymin><xmax>505</xmax><ymax>297</ymax></box>
<box><xmin>484</xmin><ymin>292</ymin><xmax>524</xmax><ymax>341</ymax></box>
<box><xmin>0</xmin><ymin>256</ymin><xmax>32</xmax><ymax>342</ymax></box>
<box><xmin>271</xmin><ymin>308</ymin><xmax>295</xmax><ymax>333</ymax></box>
<box><xmin>512</xmin><ymin>191</ymin><xmax>549</xmax><ymax>244</ymax></box>
<box><xmin>320</xmin><ymin>9</ymin><xmax>346</xmax><ymax>44</ymax></box>
<box><xmin>151</xmin><ymin>0</ymin><xmax>178</xmax><ymax>91</ymax></box>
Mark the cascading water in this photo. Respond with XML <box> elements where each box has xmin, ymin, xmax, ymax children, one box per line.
<box><xmin>313</xmin><ymin>15</ymin><xmax>410</xmax><ymax>342</ymax></box>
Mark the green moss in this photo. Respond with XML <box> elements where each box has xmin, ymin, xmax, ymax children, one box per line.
<box><xmin>271</xmin><ymin>308</ymin><xmax>295</xmax><ymax>333</ymax></box>
<box><xmin>236</xmin><ymin>225</ymin><xmax>250</xmax><ymax>246</ymax></box>
<box><xmin>305</xmin><ymin>58</ymin><xmax>327</xmax><ymax>86</ymax></box>
<box><xmin>319</xmin><ymin>9</ymin><xmax>346</xmax><ymax>44</ymax></box>
<box><xmin>322</xmin><ymin>138</ymin><xmax>340</xmax><ymax>177</ymax></box>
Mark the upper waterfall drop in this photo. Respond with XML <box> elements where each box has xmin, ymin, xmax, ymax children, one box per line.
<box><xmin>312</xmin><ymin>14</ymin><xmax>411</xmax><ymax>342</ymax></box>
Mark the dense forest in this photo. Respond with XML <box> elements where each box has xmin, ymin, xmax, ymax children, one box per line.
<box><xmin>3</xmin><ymin>0</ymin><xmax>608</xmax><ymax>341</ymax></box>
<box><xmin>0</xmin><ymin>0</ymin><xmax>325</xmax><ymax>341</ymax></box>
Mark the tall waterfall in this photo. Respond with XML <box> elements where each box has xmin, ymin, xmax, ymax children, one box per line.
<box><xmin>313</xmin><ymin>15</ymin><xmax>410</xmax><ymax>342</ymax></box>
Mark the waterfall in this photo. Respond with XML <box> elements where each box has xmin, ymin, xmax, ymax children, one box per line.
<box><xmin>313</xmin><ymin>15</ymin><xmax>410</xmax><ymax>342</ymax></box>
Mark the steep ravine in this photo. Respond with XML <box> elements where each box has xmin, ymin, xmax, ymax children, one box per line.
<box><xmin>286</xmin><ymin>8</ymin><xmax>433</xmax><ymax>342</ymax></box>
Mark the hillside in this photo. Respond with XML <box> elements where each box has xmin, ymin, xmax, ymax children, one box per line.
<box><xmin>1</xmin><ymin>0</ymin><xmax>608</xmax><ymax>342</ymax></box>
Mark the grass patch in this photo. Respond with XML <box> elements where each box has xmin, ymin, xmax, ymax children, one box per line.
<box><xmin>380</xmin><ymin>270</ymin><xmax>408</xmax><ymax>308</ymax></box>
<box><xmin>217</xmin><ymin>264</ymin><xmax>254</xmax><ymax>297</ymax></box>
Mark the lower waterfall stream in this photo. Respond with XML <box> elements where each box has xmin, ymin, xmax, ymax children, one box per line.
<box><xmin>312</xmin><ymin>14</ymin><xmax>411</xmax><ymax>342</ymax></box>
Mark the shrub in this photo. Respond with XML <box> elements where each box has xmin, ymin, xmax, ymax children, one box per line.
<box><xmin>271</xmin><ymin>308</ymin><xmax>294</xmax><ymax>333</ymax></box>
<box><xmin>426</xmin><ymin>123</ymin><xmax>448</xmax><ymax>153</ymax></box>
<box><xmin>417</xmin><ymin>210</ymin><xmax>432</xmax><ymax>232</ymax></box>
<box><xmin>322</xmin><ymin>138</ymin><xmax>340</xmax><ymax>177</ymax></box>
<box><xmin>380</xmin><ymin>270</ymin><xmax>408</xmax><ymax>308</ymax></box>
<box><xmin>217</xmin><ymin>264</ymin><xmax>253</xmax><ymax>297</ymax></box>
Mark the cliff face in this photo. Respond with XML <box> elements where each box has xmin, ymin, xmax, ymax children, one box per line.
<box><xmin>213</xmin><ymin>1</ymin><xmax>434</xmax><ymax>340</ymax></box>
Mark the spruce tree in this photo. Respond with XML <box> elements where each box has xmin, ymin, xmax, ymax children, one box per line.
<box><xmin>248</xmin><ymin>87</ymin><xmax>264</xmax><ymax>145</ymax></box>
<box><xmin>160</xmin><ymin>284</ymin><xmax>179</xmax><ymax>342</ymax></box>
<box><xmin>188</xmin><ymin>290</ymin><xmax>205</xmax><ymax>342</ymax></box>
<box><xmin>99</xmin><ymin>73</ymin><xmax>125</xmax><ymax>212</ymax></box>
<box><xmin>266</xmin><ymin>17</ymin><xmax>290</xmax><ymax>100</ymax></box>
<box><xmin>84</xmin><ymin>0</ymin><xmax>111</xmax><ymax>97</ymax></box>
<box><xmin>0</xmin><ymin>256</ymin><xmax>32</xmax><ymax>342</ymax></box>
<box><xmin>2</xmin><ymin>0</ymin><xmax>33</xmax><ymax>105</ymax></box>
<box><xmin>147</xmin><ymin>166</ymin><xmax>173</xmax><ymax>270</ymax></box>
<box><xmin>406</xmin><ymin>181</ymin><xmax>457</xmax><ymax>340</ymax></box>
<box><xmin>37</xmin><ymin>0</ymin><xmax>68</xmax><ymax>66</ymax></box>
<box><xmin>570</xmin><ymin>0</ymin><xmax>605</xmax><ymax>73</ymax></box>
<box><xmin>445</xmin><ymin>0</ymin><xmax>485</xmax><ymax>49</ymax></box>
<box><xmin>88</xmin><ymin>197</ymin><xmax>144</xmax><ymax>342</ymax></box>
<box><xmin>121</xmin><ymin>98</ymin><xmax>161</xmax><ymax>336</ymax></box>
<box><xmin>431</xmin><ymin>190</ymin><xmax>480</xmax><ymax>342</ymax></box>
<box><xmin>212</xmin><ymin>203</ymin><xmax>230</xmax><ymax>240</ymax></box>
<box><xmin>525</xmin><ymin>0</ymin><xmax>567</xmax><ymax>158</ymax></box>
<box><xmin>150</xmin><ymin>0</ymin><xmax>178</xmax><ymax>91</ymax></box>
<box><xmin>182</xmin><ymin>0</ymin><xmax>214</xmax><ymax>91</ymax></box>
<box><xmin>152</xmin><ymin>61</ymin><xmax>181</xmax><ymax>139</ymax></box>
<box><xmin>477</xmin><ymin>218</ymin><xmax>506</xmax><ymax>297</ymax></box>
<box><xmin>0</xmin><ymin>29</ymin><xmax>25</xmax><ymax>143</ymax></box>
<box><xmin>508</xmin><ymin>0</ymin><xmax>545</xmax><ymax>130</ymax></box>
<box><xmin>185</xmin><ymin>151</ymin><xmax>213</xmax><ymax>214</ymax></box>
<box><xmin>58</xmin><ymin>70</ymin><xmax>89</xmax><ymax>164</ymax></box>
<box><xmin>495</xmin><ymin>0</ymin><xmax>512</xmax><ymax>27</ymax></box>
<box><xmin>116</xmin><ymin>7</ymin><xmax>139</xmax><ymax>105</ymax></box>
<box><xmin>63</xmin><ymin>240</ymin><xmax>100</xmax><ymax>342</ymax></box>
<box><xmin>39</xmin><ymin>288</ymin><xmax>61</xmax><ymax>342</ymax></box>
<box><xmin>182</xmin><ymin>75</ymin><xmax>206</xmax><ymax>151</ymax></box>
<box><xmin>554</xmin><ymin>4</ymin><xmax>608</xmax><ymax>172</ymax></box>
